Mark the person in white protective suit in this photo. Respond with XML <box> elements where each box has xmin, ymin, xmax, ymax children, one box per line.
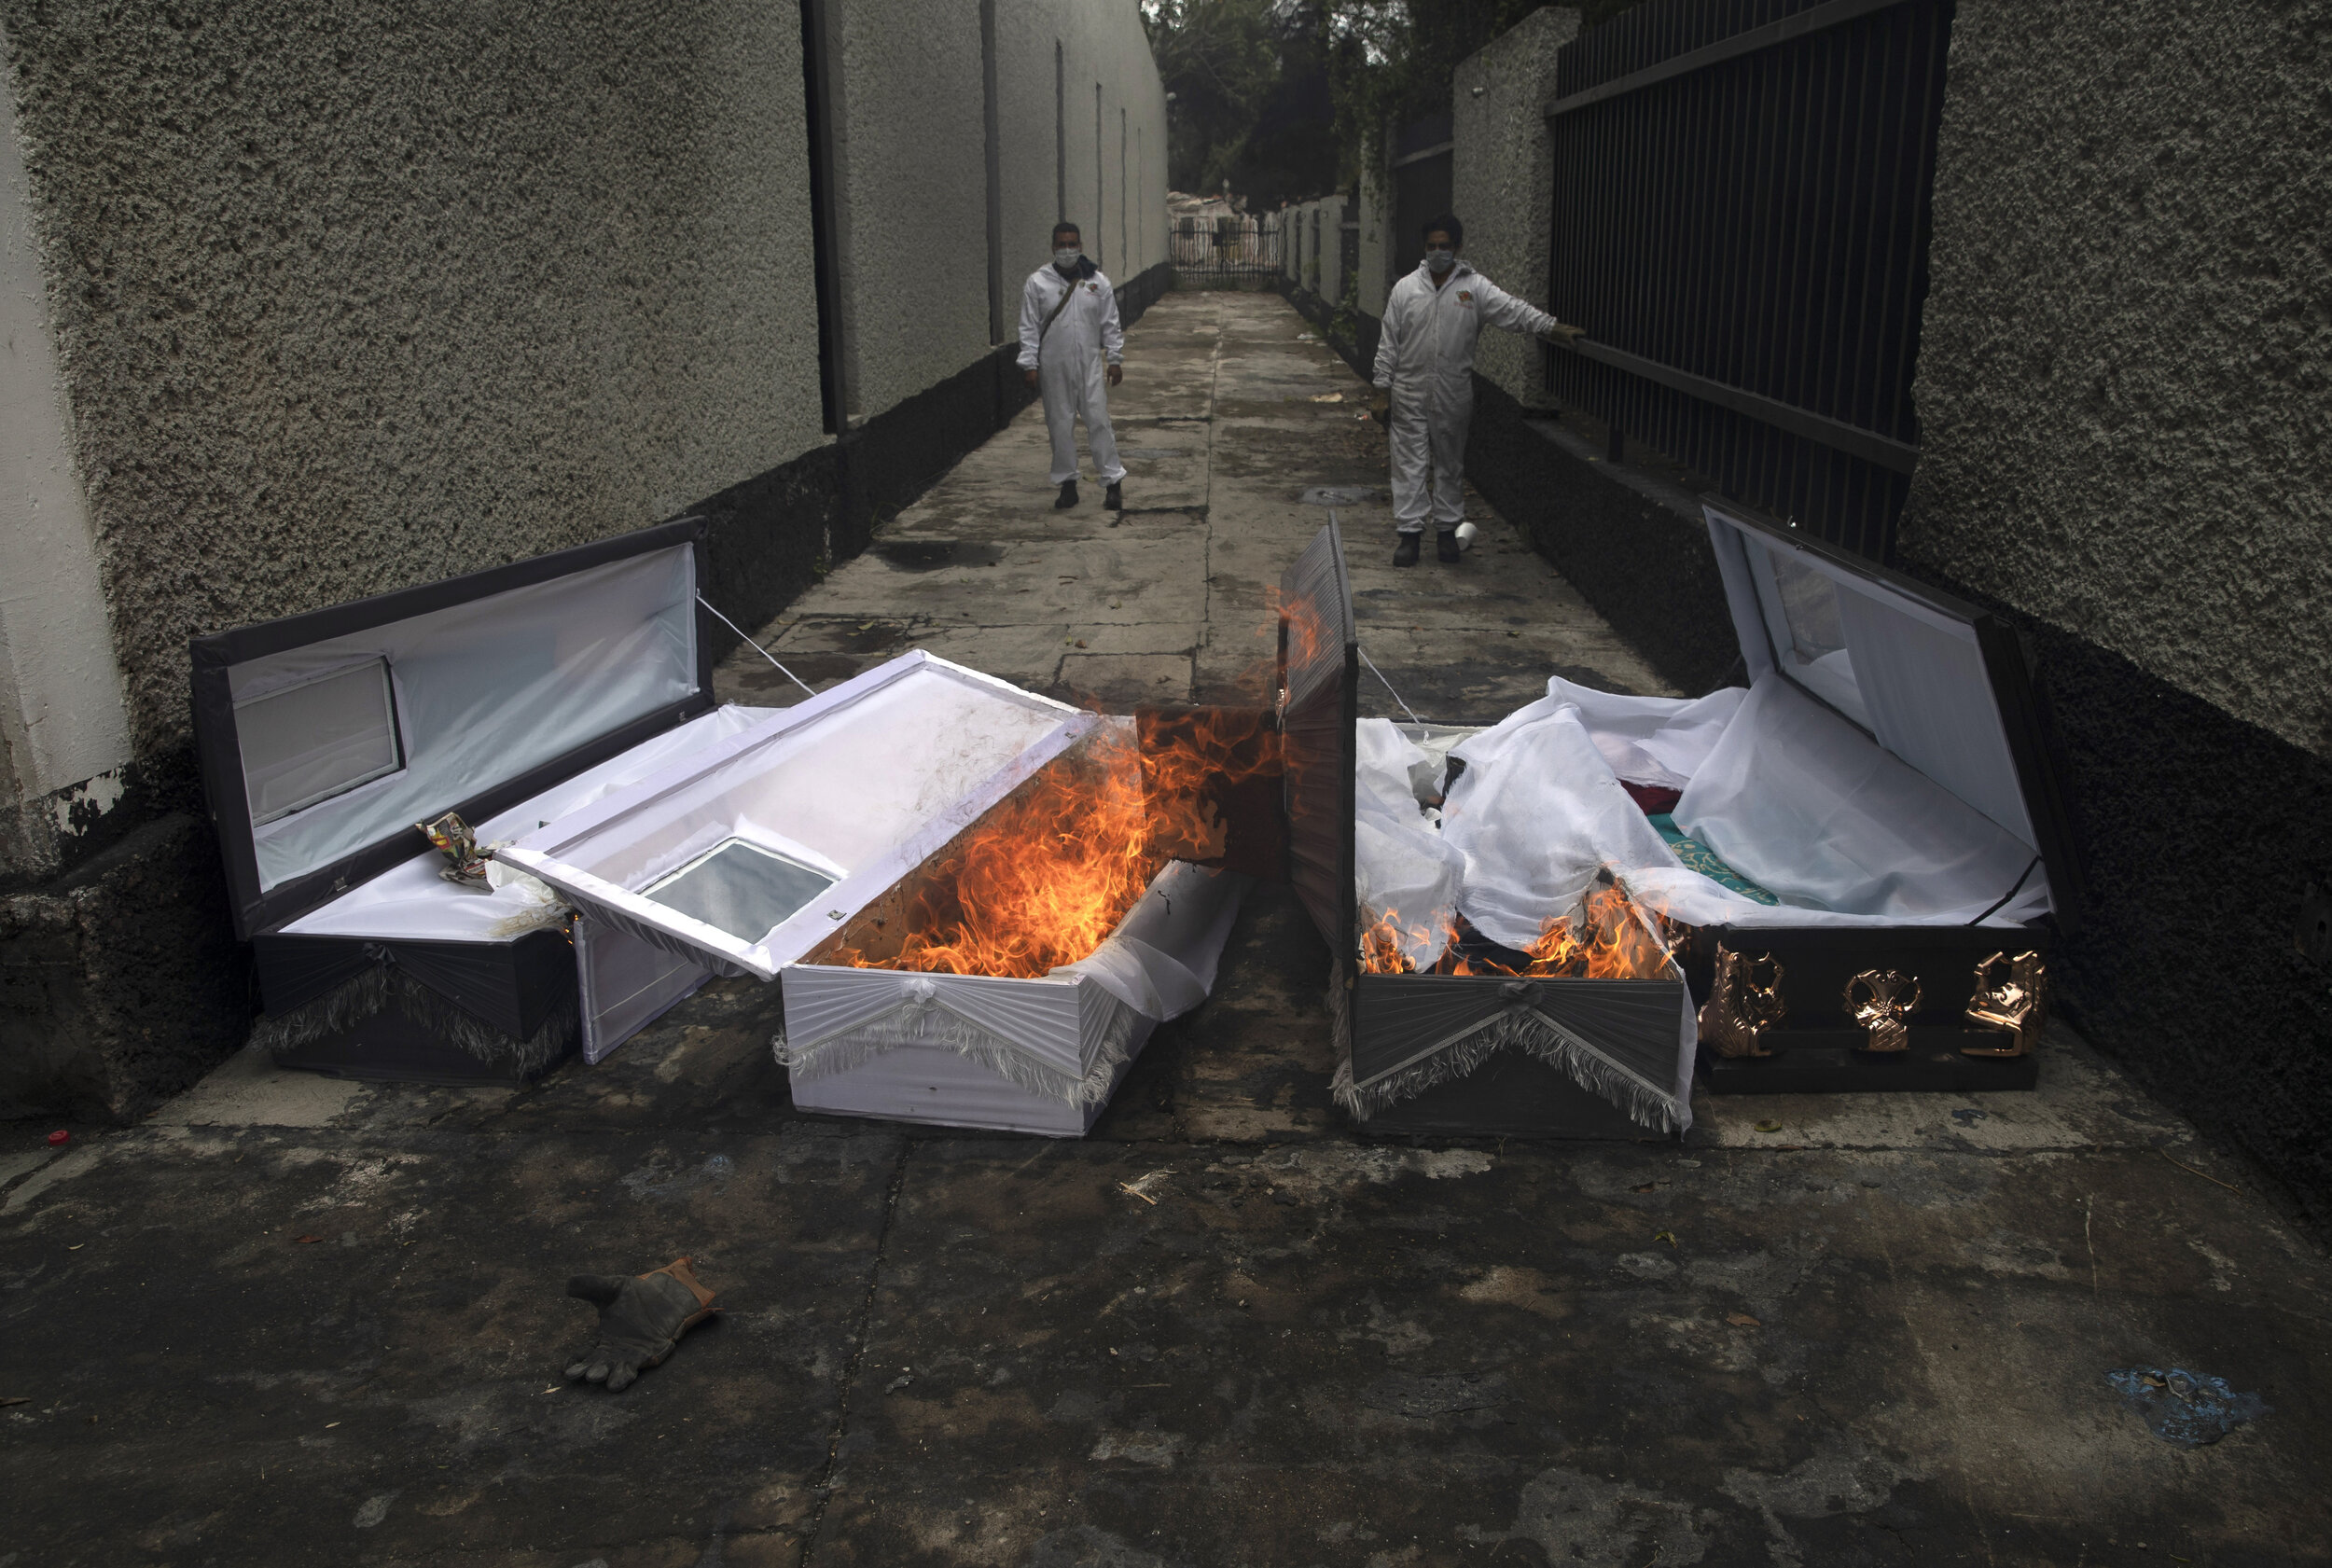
<box><xmin>1019</xmin><ymin>221</ymin><xmax>1127</xmax><ymax>511</ymax></box>
<box><xmin>1372</xmin><ymin>212</ymin><xmax>1583</xmax><ymax>565</ymax></box>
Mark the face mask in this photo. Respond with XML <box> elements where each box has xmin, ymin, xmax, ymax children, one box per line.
<box><xmin>1426</xmin><ymin>248</ymin><xmax>1456</xmax><ymax>275</ymax></box>
<box><xmin>1054</xmin><ymin>248</ymin><xmax>1082</xmax><ymax>271</ymax></box>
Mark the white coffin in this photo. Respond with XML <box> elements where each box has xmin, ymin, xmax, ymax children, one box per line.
<box><xmin>501</xmin><ymin>655</ymin><xmax>1251</xmax><ymax>1132</ymax></box>
<box><xmin>780</xmin><ymin>860</ymin><xmax>1247</xmax><ymax>1136</ymax></box>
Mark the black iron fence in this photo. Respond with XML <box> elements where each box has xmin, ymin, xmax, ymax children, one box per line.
<box><xmin>1171</xmin><ymin>214</ymin><xmax>1284</xmax><ymax>279</ymax></box>
<box><xmin>1543</xmin><ymin>0</ymin><xmax>1955</xmax><ymax>560</ymax></box>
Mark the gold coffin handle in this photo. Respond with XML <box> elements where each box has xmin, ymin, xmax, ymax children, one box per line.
<box><xmin>1963</xmin><ymin>950</ymin><xmax>2047</xmax><ymax>1058</ymax></box>
<box><xmin>1844</xmin><ymin>969</ymin><xmax>1921</xmax><ymax>1053</ymax></box>
<box><xmin>1698</xmin><ymin>943</ymin><xmax>1786</xmax><ymax>1059</ymax></box>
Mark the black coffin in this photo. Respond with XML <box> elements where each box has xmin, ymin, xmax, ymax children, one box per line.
<box><xmin>191</xmin><ymin>519</ymin><xmax>721</xmax><ymax>1081</ymax></box>
<box><xmin>1278</xmin><ymin>496</ymin><xmax>2086</xmax><ymax>1125</ymax></box>
<box><xmin>1280</xmin><ymin>520</ymin><xmax>1696</xmax><ymax>1139</ymax></box>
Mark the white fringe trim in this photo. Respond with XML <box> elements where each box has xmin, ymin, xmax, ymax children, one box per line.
<box><xmin>1333</xmin><ymin>1003</ymin><xmax>1687</xmax><ymax>1134</ymax></box>
<box><xmin>774</xmin><ymin>996</ymin><xmax>1143</xmax><ymax>1107</ymax></box>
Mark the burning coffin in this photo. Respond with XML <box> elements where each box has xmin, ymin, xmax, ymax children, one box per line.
<box><xmin>499</xmin><ymin>659</ymin><xmax>1257</xmax><ymax>1135</ymax></box>
<box><xmin>191</xmin><ymin>520</ymin><xmax>774</xmax><ymax>1082</ymax></box>
<box><xmin>1279</xmin><ymin>502</ymin><xmax>2083</xmax><ymax>1133</ymax></box>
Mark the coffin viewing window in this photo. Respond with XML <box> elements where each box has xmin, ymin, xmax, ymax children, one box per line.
<box><xmin>643</xmin><ymin>839</ymin><xmax>838</xmax><ymax>945</ymax></box>
<box><xmin>236</xmin><ymin>659</ymin><xmax>404</xmax><ymax>825</ymax></box>
<box><xmin>1747</xmin><ymin>545</ymin><xmax>1871</xmax><ymax>730</ymax></box>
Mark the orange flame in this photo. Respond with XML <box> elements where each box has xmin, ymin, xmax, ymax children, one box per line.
<box><xmin>1360</xmin><ymin>883</ymin><xmax>1674</xmax><ymax>981</ymax></box>
<box><xmin>836</xmin><ymin>712</ymin><xmax>1278</xmax><ymax>979</ymax></box>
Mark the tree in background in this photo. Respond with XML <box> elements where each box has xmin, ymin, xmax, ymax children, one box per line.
<box><xmin>1145</xmin><ymin>1</ymin><xmax>1641</xmax><ymax>206</ymax></box>
<box><xmin>1145</xmin><ymin>0</ymin><xmax>1344</xmax><ymax>209</ymax></box>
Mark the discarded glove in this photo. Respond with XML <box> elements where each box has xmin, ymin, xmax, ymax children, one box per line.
<box><xmin>563</xmin><ymin>1257</ymin><xmax>718</xmax><ymax>1392</ymax></box>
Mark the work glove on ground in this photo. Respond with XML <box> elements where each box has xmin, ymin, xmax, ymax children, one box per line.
<box><xmin>563</xmin><ymin>1257</ymin><xmax>718</xmax><ymax>1392</ymax></box>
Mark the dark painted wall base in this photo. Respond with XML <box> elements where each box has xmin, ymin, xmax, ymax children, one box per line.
<box><xmin>1</xmin><ymin>260</ymin><xmax>1181</xmax><ymax>1124</ymax></box>
<box><xmin>1923</xmin><ymin>574</ymin><xmax>2332</xmax><ymax>1226</ymax></box>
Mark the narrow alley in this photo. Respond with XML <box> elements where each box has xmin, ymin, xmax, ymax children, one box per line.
<box><xmin>2</xmin><ymin>290</ymin><xmax>2324</xmax><ymax>1568</ymax></box>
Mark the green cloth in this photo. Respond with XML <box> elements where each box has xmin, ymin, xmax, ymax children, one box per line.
<box><xmin>1649</xmin><ymin>813</ymin><xmax>1782</xmax><ymax>906</ymax></box>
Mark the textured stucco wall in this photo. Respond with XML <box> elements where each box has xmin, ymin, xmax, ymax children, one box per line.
<box><xmin>0</xmin><ymin>1</ymin><xmax>826</xmax><ymax>759</ymax></box>
<box><xmin>1895</xmin><ymin>0</ymin><xmax>2332</xmax><ymax>756</ymax></box>
<box><xmin>1452</xmin><ymin>7</ymin><xmax>1577</xmax><ymax>409</ymax></box>
<box><xmin>830</xmin><ymin>0</ymin><xmax>992</xmax><ymax>419</ymax></box>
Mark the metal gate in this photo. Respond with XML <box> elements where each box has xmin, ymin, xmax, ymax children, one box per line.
<box><xmin>1171</xmin><ymin>213</ymin><xmax>1284</xmax><ymax>279</ymax></box>
<box><xmin>1542</xmin><ymin>0</ymin><xmax>1956</xmax><ymax>560</ymax></box>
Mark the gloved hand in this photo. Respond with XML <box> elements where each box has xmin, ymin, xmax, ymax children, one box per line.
<box><xmin>1107</xmin><ymin>363</ymin><xmax>1123</xmax><ymax>387</ymax></box>
<box><xmin>1541</xmin><ymin>321</ymin><xmax>1587</xmax><ymax>346</ymax></box>
<box><xmin>563</xmin><ymin>1257</ymin><xmax>718</xmax><ymax>1392</ymax></box>
<box><xmin>1023</xmin><ymin>368</ymin><xmax>1039</xmax><ymax>388</ymax></box>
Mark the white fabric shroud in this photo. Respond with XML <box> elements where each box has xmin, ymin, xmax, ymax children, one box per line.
<box><xmin>1438</xmin><ymin>700</ymin><xmax>1684</xmax><ymax>950</ymax></box>
<box><xmin>1664</xmin><ymin>674</ymin><xmax>2048</xmax><ymax>925</ymax></box>
<box><xmin>1353</xmin><ymin>719</ymin><xmax>1466</xmax><ymax>969</ymax></box>
<box><xmin>1428</xmin><ymin>673</ymin><xmax>2049</xmax><ymax>942</ymax></box>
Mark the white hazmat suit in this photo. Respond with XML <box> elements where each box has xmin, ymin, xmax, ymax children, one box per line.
<box><xmin>1372</xmin><ymin>259</ymin><xmax>1562</xmax><ymax>533</ymax></box>
<box><xmin>1018</xmin><ymin>259</ymin><xmax>1126</xmax><ymax>488</ymax></box>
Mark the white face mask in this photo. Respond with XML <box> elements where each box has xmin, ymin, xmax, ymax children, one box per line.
<box><xmin>1054</xmin><ymin>247</ymin><xmax>1082</xmax><ymax>271</ymax></box>
<box><xmin>1425</xmin><ymin>248</ymin><xmax>1456</xmax><ymax>275</ymax></box>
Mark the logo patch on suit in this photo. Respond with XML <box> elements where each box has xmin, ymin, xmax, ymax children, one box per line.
<box><xmin>1088</xmin><ymin>283</ymin><xmax>1100</xmax><ymax>294</ymax></box>
<box><xmin>1457</xmin><ymin>290</ymin><xmax>1474</xmax><ymax>304</ymax></box>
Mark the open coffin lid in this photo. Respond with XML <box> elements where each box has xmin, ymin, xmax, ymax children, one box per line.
<box><xmin>1683</xmin><ymin>495</ymin><xmax>2085</xmax><ymax>933</ymax></box>
<box><xmin>188</xmin><ymin>520</ymin><xmax>803</xmax><ymax>1067</ymax></box>
<box><xmin>192</xmin><ymin>517</ymin><xmax>718</xmax><ymax>944</ymax></box>
<box><xmin>496</xmin><ymin>652</ymin><xmax>1091</xmax><ymax>982</ymax></box>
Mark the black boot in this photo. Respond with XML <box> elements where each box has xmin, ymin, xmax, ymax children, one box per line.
<box><xmin>1436</xmin><ymin>530</ymin><xmax>1462</xmax><ymax>563</ymax></box>
<box><xmin>1054</xmin><ymin>479</ymin><xmax>1079</xmax><ymax>509</ymax></box>
<box><xmin>1393</xmin><ymin>534</ymin><xmax>1421</xmax><ymax>567</ymax></box>
<box><xmin>1104</xmin><ymin>481</ymin><xmax>1122</xmax><ymax>511</ymax></box>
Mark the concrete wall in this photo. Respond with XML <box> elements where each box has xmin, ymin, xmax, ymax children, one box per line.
<box><xmin>1896</xmin><ymin>1</ymin><xmax>2332</xmax><ymax>761</ymax></box>
<box><xmin>988</xmin><ymin>0</ymin><xmax>1166</xmax><ymax>346</ymax></box>
<box><xmin>1451</xmin><ymin>7</ymin><xmax>1576</xmax><ymax>409</ymax></box>
<box><xmin>1890</xmin><ymin>0</ymin><xmax>2332</xmax><ymax>1215</ymax></box>
<box><xmin>829</xmin><ymin>0</ymin><xmax>1164</xmax><ymax>422</ymax></box>
<box><xmin>829</xmin><ymin>0</ymin><xmax>992</xmax><ymax>420</ymax></box>
<box><xmin>0</xmin><ymin>1</ymin><xmax>828</xmax><ymax>766</ymax></box>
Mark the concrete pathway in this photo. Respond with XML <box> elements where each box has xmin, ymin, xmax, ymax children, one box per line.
<box><xmin>713</xmin><ymin>289</ymin><xmax>1668</xmax><ymax>724</ymax></box>
<box><xmin>3</xmin><ymin>292</ymin><xmax>2326</xmax><ymax>1567</ymax></box>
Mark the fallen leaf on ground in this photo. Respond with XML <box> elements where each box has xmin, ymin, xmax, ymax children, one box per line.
<box><xmin>295</xmin><ymin>1235</ymin><xmax>324</xmax><ymax>1244</ymax></box>
<box><xmin>0</xmin><ymin>1397</ymin><xmax>29</xmax><ymax>1408</ymax></box>
<box><xmin>1728</xmin><ymin>1313</ymin><xmax>1762</xmax><ymax>1327</ymax></box>
<box><xmin>1754</xmin><ymin>1120</ymin><xmax>1783</xmax><ymax>1133</ymax></box>
<box><xmin>1632</xmin><ymin>1183</ymin><xmax>1658</xmax><ymax>1193</ymax></box>
<box><xmin>1310</xmin><ymin>392</ymin><xmax>1344</xmax><ymax>402</ymax></box>
<box><xmin>1655</xmin><ymin>1231</ymin><xmax>1678</xmax><ymax>1248</ymax></box>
